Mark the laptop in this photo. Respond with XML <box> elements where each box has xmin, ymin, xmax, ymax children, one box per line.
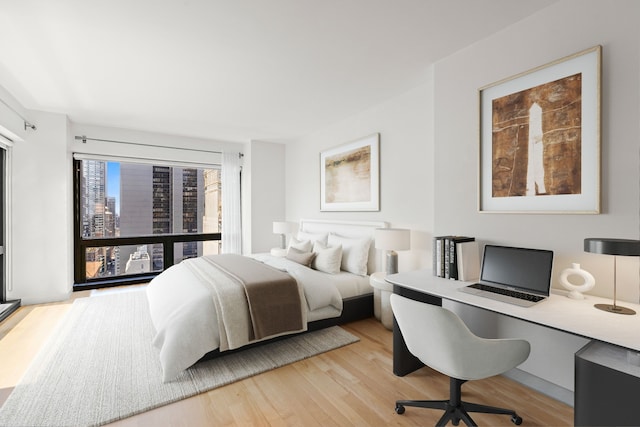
<box><xmin>458</xmin><ymin>245</ymin><xmax>554</xmax><ymax>307</ymax></box>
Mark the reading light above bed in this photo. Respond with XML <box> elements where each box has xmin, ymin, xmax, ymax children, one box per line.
<box><xmin>375</xmin><ymin>228</ymin><xmax>411</xmax><ymax>275</ymax></box>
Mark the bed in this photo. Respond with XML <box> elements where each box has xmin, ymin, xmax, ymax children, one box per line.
<box><xmin>146</xmin><ymin>219</ymin><xmax>388</xmax><ymax>381</ymax></box>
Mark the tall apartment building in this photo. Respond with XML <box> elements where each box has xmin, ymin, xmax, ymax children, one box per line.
<box><xmin>82</xmin><ymin>160</ymin><xmax>107</xmax><ymax>238</ymax></box>
<box><xmin>119</xmin><ymin>164</ymin><xmax>205</xmax><ymax>273</ymax></box>
<box><xmin>105</xmin><ymin>196</ymin><xmax>116</xmax><ymax>237</ymax></box>
<box><xmin>81</xmin><ymin>160</ymin><xmax>114</xmax><ymax>278</ymax></box>
<box><xmin>81</xmin><ymin>163</ymin><xmax>118</xmax><ymax>241</ymax></box>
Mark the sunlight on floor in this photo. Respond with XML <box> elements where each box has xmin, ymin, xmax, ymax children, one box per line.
<box><xmin>0</xmin><ymin>305</ymin><xmax>72</xmax><ymax>389</ymax></box>
<box><xmin>0</xmin><ymin>285</ymin><xmax>147</xmax><ymax>392</ymax></box>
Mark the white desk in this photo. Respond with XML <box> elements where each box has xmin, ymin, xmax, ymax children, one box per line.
<box><xmin>386</xmin><ymin>269</ymin><xmax>640</xmax><ymax>352</ymax></box>
<box><xmin>387</xmin><ymin>269</ymin><xmax>640</xmax><ymax>425</ymax></box>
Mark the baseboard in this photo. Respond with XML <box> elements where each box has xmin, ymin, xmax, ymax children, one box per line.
<box><xmin>503</xmin><ymin>367</ymin><xmax>574</xmax><ymax>407</ymax></box>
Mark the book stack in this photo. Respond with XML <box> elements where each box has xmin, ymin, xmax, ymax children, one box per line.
<box><xmin>433</xmin><ymin>236</ymin><xmax>480</xmax><ymax>281</ymax></box>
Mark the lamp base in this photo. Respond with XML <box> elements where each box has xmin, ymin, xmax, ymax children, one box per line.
<box><xmin>594</xmin><ymin>303</ymin><xmax>636</xmax><ymax>315</ymax></box>
<box><xmin>386</xmin><ymin>251</ymin><xmax>398</xmax><ymax>275</ymax></box>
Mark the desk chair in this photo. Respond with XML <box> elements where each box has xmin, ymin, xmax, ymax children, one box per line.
<box><xmin>390</xmin><ymin>294</ymin><xmax>531</xmax><ymax>426</ymax></box>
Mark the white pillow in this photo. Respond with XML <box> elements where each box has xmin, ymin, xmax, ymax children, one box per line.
<box><xmin>312</xmin><ymin>241</ymin><xmax>342</xmax><ymax>274</ymax></box>
<box><xmin>328</xmin><ymin>234</ymin><xmax>372</xmax><ymax>276</ymax></box>
<box><xmin>288</xmin><ymin>236</ymin><xmax>312</xmax><ymax>253</ymax></box>
<box><xmin>298</xmin><ymin>231</ymin><xmax>329</xmax><ymax>247</ymax></box>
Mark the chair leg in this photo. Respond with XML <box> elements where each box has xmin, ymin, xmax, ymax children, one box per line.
<box><xmin>435</xmin><ymin>406</ymin><xmax>477</xmax><ymax>427</ymax></box>
<box><xmin>453</xmin><ymin>378</ymin><xmax>522</xmax><ymax>426</ymax></box>
<box><xmin>463</xmin><ymin>401</ymin><xmax>517</xmax><ymax>416</ymax></box>
<box><xmin>396</xmin><ymin>399</ymin><xmax>449</xmax><ymax>411</ymax></box>
<box><xmin>395</xmin><ymin>378</ymin><xmax>522</xmax><ymax>427</ymax></box>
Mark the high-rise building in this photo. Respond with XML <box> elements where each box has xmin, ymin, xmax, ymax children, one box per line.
<box><xmin>179</xmin><ymin>168</ymin><xmax>202</xmax><ymax>260</ymax></box>
<box><xmin>82</xmin><ymin>160</ymin><xmax>106</xmax><ymax>238</ymax></box>
<box><xmin>105</xmin><ymin>196</ymin><xmax>116</xmax><ymax>237</ymax></box>
<box><xmin>119</xmin><ymin>164</ymin><xmax>205</xmax><ymax>274</ymax></box>
<box><xmin>81</xmin><ymin>160</ymin><xmax>109</xmax><ymax>278</ymax></box>
<box><xmin>125</xmin><ymin>245</ymin><xmax>151</xmax><ymax>275</ymax></box>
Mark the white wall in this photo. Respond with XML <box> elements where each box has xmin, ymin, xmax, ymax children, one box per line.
<box><xmin>9</xmin><ymin>110</ymin><xmax>71</xmax><ymax>304</ymax></box>
<box><xmin>284</xmin><ymin>0</ymin><xmax>640</xmax><ymax>396</ymax></box>
<box><xmin>241</xmin><ymin>140</ymin><xmax>287</xmax><ymax>254</ymax></box>
<box><xmin>285</xmin><ymin>74</ymin><xmax>435</xmax><ymax>272</ymax></box>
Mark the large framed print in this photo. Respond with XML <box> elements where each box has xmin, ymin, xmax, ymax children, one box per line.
<box><xmin>479</xmin><ymin>46</ymin><xmax>601</xmax><ymax>214</ymax></box>
<box><xmin>320</xmin><ymin>133</ymin><xmax>380</xmax><ymax>211</ymax></box>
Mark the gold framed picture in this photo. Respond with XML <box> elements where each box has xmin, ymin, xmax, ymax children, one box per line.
<box><xmin>320</xmin><ymin>133</ymin><xmax>380</xmax><ymax>212</ymax></box>
<box><xmin>479</xmin><ymin>46</ymin><xmax>601</xmax><ymax>214</ymax></box>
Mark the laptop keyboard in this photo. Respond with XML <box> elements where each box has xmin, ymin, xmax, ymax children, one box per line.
<box><xmin>468</xmin><ymin>283</ymin><xmax>545</xmax><ymax>303</ymax></box>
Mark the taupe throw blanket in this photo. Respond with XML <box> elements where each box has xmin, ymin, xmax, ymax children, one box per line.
<box><xmin>204</xmin><ymin>254</ymin><xmax>303</xmax><ymax>340</ymax></box>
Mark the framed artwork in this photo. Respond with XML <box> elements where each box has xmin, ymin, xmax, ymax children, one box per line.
<box><xmin>479</xmin><ymin>46</ymin><xmax>601</xmax><ymax>214</ymax></box>
<box><xmin>320</xmin><ymin>133</ymin><xmax>380</xmax><ymax>211</ymax></box>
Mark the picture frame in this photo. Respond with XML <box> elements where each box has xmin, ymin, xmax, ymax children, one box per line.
<box><xmin>478</xmin><ymin>46</ymin><xmax>601</xmax><ymax>214</ymax></box>
<box><xmin>320</xmin><ymin>133</ymin><xmax>380</xmax><ymax>212</ymax></box>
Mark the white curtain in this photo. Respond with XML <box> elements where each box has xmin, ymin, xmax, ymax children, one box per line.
<box><xmin>221</xmin><ymin>151</ymin><xmax>242</xmax><ymax>254</ymax></box>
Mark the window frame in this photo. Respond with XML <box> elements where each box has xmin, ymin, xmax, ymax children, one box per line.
<box><xmin>72</xmin><ymin>158</ymin><xmax>221</xmax><ymax>290</ymax></box>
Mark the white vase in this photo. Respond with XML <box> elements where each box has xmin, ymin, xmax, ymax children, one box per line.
<box><xmin>560</xmin><ymin>262</ymin><xmax>595</xmax><ymax>299</ymax></box>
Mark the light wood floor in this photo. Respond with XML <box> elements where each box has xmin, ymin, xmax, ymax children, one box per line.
<box><xmin>0</xmin><ymin>288</ymin><xmax>573</xmax><ymax>426</ymax></box>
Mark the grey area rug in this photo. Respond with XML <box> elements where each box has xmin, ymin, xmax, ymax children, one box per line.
<box><xmin>0</xmin><ymin>290</ymin><xmax>359</xmax><ymax>427</ymax></box>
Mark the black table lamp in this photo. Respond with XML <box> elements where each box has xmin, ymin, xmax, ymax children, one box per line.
<box><xmin>584</xmin><ymin>238</ymin><xmax>640</xmax><ymax>315</ymax></box>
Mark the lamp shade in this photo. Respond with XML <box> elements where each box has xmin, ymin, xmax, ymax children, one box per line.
<box><xmin>375</xmin><ymin>228</ymin><xmax>411</xmax><ymax>251</ymax></box>
<box><xmin>584</xmin><ymin>238</ymin><xmax>640</xmax><ymax>256</ymax></box>
<box><xmin>273</xmin><ymin>221</ymin><xmax>293</xmax><ymax>234</ymax></box>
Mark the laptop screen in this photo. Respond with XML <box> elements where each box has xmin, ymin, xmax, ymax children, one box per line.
<box><xmin>480</xmin><ymin>245</ymin><xmax>554</xmax><ymax>296</ymax></box>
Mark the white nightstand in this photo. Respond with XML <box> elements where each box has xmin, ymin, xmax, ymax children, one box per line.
<box><xmin>369</xmin><ymin>271</ymin><xmax>394</xmax><ymax>330</ymax></box>
<box><xmin>270</xmin><ymin>248</ymin><xmax>287</xmax><ymax>257</ymax></box>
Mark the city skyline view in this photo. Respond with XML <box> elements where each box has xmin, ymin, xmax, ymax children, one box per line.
<box><xmin>81</xmin><ymin>159</ymin><xmax>222</xmax><ymax>280</ymax></box>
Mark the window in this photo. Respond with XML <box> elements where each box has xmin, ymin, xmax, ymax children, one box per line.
<box><xmin>73</xmin><ymin>157</ymin><xmax>222</xmax><ymax>288</ymax></box>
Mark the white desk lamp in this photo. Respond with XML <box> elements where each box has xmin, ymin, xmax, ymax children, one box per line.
<box><xmin>375</xmin><ymin>228</ymin><xmax>411</xmax><ymax>275</ymax></box>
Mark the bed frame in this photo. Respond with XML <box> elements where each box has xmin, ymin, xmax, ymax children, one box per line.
<box><xmin>200</xmin><ymin>219</ymin><xmax>388</xmax><ymax>361</ymax></box>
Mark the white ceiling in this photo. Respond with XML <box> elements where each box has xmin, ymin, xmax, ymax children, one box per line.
<box><xmin>0</xmin><ymin>0</ymin><xmax>557</xmax><ymax>143</ymax></box>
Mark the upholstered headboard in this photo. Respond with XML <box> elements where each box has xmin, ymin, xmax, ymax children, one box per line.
<box><xmin>298</xmin><ymin>219</ymin><xmax>389</xmax><ymax>275</ymax></box>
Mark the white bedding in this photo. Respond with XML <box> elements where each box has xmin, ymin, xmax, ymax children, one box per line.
<box><xmin>147</xmin><ymin>254</ymin><xmax>371</xmax><ymax>381</ymax></box>
<box><xmin>250</xmin><ymin>253</ymin><xmax>372</xmax><ymax>304</ymax></box>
